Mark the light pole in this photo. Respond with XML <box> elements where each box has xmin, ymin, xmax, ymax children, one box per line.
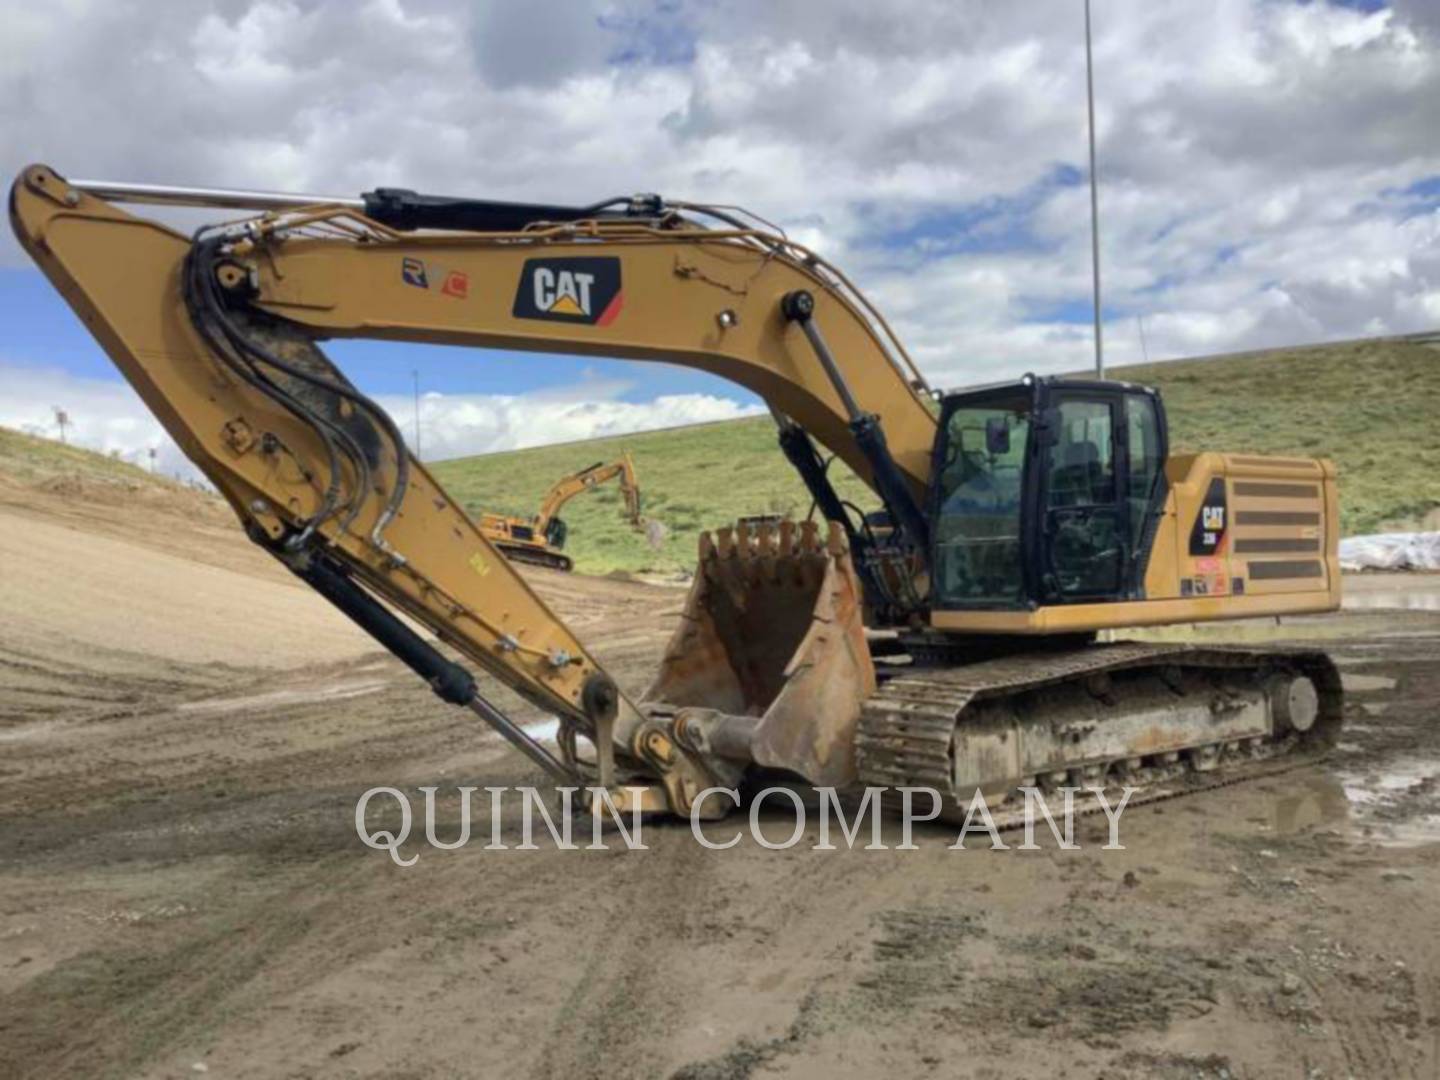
<box><xmin>1085</xmin><ymin>0</ymin><xmax>1104</xmax><ymax>377</ymax></box>
<box><xmin>412</xmin><ymin>369</ymin><xmax>422</xmax><ymax>460</ymax></box>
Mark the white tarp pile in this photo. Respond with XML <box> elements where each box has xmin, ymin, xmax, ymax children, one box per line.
<box><xmin>1339</xmin><ymin>532</ymin><xmax>1440</xmax><ymax>572</ymax></box>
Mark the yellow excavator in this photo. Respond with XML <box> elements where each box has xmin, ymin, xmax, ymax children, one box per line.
<box><xmin>10</xmin><ymin>165</ymin><xmax>1342</xmax><ymax>821</ymax></box>
<box><xmin>478</xmin><ymin>452</ymin><xmax>643</xmax><ymax>572</ymax></box>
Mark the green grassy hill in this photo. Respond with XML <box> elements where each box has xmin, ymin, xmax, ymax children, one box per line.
<box><xmin>7</xmin><ymin>336</ymin><xmax>1430</xmax><ymax>579</ymax></box>
<box><xmin>429</xmin><ymin>336</ymin><xmax>1440</xmax><ymax>576</ymax></box>
<box><xmin>0</xmin><ymin>426</ymin><xmax>171</xmax><ymax>487</ymax></box>
<box><xmin>1118</xmin><ymin>337</ymin><xmax>1438</xmax><ymax>537</ymax></box>
<box><xmin>430</xmin><ymin>415</ymin><xmax>874</xmax><ymax>576</ymax></box>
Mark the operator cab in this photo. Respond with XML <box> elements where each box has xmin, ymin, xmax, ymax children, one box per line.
<box><xmin>929</xmin><ymin>375</ymin><xmax>1168</xmax><ymax>611</ymax></box>
<box><xmin>545</xmin><ymin>517</ymin><xmax>569</xmax><ymax>551</ymax></box>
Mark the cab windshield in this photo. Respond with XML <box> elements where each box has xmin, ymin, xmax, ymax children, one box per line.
<box><xmin>934</xmin><ymin>395</ymin><xmax>1031</xmax><ymax>606</ymax></box>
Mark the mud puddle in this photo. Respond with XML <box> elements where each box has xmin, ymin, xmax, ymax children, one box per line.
<box><xmin>1340</xmin><ymin>672</ymin><xmax>1399</xmax><ymax>692</ymax></box>
<box><xmin>0</xmin><ymin>720</ymin><xmax>62</xmax><ymax>744</ymax></box>
<box><xmin>522</xmin><ymin>718</ymin><xmax>562</xmax><ymax>742</ymax></box>
<box><xmin>177</xmin><ymin>679</ymin><xmax>390</xmax><ymax>715</ymax></box>
<box><xmin>1343</xmin><ymin>589</ymin><xmax>1440</xmax><ymax>612</ymax></box>
<box><xmin>1261</xmin><ymin>759</ymin><xmax>1440</xmax><ymax>848</ymax></box>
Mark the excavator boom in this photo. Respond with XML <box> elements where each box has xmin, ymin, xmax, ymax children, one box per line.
<box><xmin>9</xmin><ymin>164</ymin><xmax>938</xmax><ymax>816</ymax></box>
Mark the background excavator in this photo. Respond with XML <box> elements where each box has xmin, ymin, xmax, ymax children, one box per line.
<box><xmin>477</xmin><ymin>452</ymin><xmax>643</xmax><ymax>572</ymax></box>
<box><xmin>10</xmin><ymin>165</ymin><xmax>1343</xmax><ymax>821</ymax></box>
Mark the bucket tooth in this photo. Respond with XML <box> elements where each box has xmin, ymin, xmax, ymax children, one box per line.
<box><xmin>777</xmin><ymin>518</ymin><xmax>796</xmax><ymax>557</ymax></box>
<box><xmin>799</xmin><ymin>519</ymin><xmax>820</xmax><ymax>554</ymax></box>
<box><xmin>755</xmin><ymin>520</ymin><xmax>777</xmax><ymax>556</ymax></box>
<box><xmin>643</xmin><ymin>518</ymin><xmax>876</xmax><ymax>786</ymax></box>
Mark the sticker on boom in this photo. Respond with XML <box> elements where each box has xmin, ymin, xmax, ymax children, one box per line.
<box><xmin>401</xmin><ymin>257</ymin><xmax>429</xmax><ymax>289</ymax></box>
<box><xmin>513</xmin><ymin>257</ymin><xmax>622</xmax><ymax>326</ymax></box>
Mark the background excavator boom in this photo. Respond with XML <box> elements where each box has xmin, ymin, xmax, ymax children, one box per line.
<box><xmin>534</xmin><ymin>453</ymin><xmax>643</xmax><ymax>534</ymax></box>
<box><xmin>478</xmin><ymin>452</ymin><xmax>645</xmax><ymax>571</ymax></box>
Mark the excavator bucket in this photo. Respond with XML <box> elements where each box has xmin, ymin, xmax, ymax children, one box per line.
<box><xmin>643</xmin><ymin>520</ymin><xmax>876</xmax><ymax>786</ymax></box>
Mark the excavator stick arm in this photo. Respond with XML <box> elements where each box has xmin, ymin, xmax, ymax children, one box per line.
<box><xmin>533</xmin><ymin>451</ymin><xmax>645</xmax><ymax>534</ymax></box>
<box><xmin>7</xmin><ymin>165</ymin><xmax>702</xmax><ymax>807</ymax></box>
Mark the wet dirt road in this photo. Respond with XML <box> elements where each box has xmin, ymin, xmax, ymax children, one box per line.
<box><xmin>1</xmin><ymin>477</ymin><xmax>1437</xmax><ymax>1079</ymax></box>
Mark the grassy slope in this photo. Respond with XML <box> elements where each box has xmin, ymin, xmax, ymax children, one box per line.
<box><xmin>7</xmin><ymin>336</ymin><xmax>1430</xmax><ymax>577</ymax></box>
<box><xmin>1118</xmin><ymin>338</ymin><xmax>1439</xmax><ymax>537</ymax></box>
<box><xmin>0</xmin><ymin>426</ymin><xmax>178</xmax><ymax>488</ymax></box>
<box><xmin>429</xmin><ymin>337</ymin><xmax>1440</xmax><ymax>576</ymax></box>
<box><xmin>429</xmin><ymin>416</ymin><xmax>876</xmax><ymax>576</ymax></box>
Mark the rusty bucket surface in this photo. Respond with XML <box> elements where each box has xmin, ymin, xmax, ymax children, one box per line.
<box><xmin>642</xmin><ymin>519</ymin><xmax>876</xmax><ymax>786</ymax></box>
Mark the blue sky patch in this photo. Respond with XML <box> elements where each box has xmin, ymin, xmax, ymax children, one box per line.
<box><xmin>854</xmin><ymin>163</ymin><xmax>1083</xmax><ymax>259</ymax></box>
<box><xmin>600</xmin><ymin>0</ymin><xmax>699</xmax><ymax>67</ymax></box>
<box><xmin>1324</xmin><ymin>0</ymin><xmax>1387</xmax><ymax>12</ymax></box>
<box><xmin>0</xmin><ymin>266</ymin><xmax>749</xmax><ymax>406</ymax></box>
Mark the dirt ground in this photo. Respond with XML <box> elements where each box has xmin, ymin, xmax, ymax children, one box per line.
<box><xmin>1</xmin><ymin>475</ymin><xmax>1438</xmax><ymax>1080</ymax></box>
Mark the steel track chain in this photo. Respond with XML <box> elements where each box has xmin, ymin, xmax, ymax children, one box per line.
<box><xmin>854</xmin><ymin>641</ymin><xmax>1343</xmax><ymax>829</ymax></box>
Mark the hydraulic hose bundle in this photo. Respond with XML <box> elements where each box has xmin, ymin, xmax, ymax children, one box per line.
<box><xmin>181</xmin><ymin>232</ymin><xmax>411</xmax><ymax>554</ymax></box>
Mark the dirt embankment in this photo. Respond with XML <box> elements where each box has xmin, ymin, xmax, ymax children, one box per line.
<box><xmin>1</xmin><ymin>463</ymin><xmax>1438</xmax><ymax>1079</ymax></box>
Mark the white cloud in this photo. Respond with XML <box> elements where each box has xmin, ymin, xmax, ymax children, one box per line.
<box><xmin>1</xmin><ymin>0</ymin><xmax>1437</xmax><ymax>391</ymax></box>
<box><xmin>0</xmin><ymin>364</ymin><xmax>192</xmax><ymax>477</ymax></box>
<box><xmin>380</xmin><ymin>387</ymin><xmax>763</xmax><ymax>462</ymax></box>
<box><xmin>0</xmin><ymin>362</ymin><xmax>762</xmax><ymax>480</ymax></box>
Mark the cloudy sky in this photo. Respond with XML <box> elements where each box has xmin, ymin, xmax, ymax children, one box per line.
<box><xmin>2</xmin><ymin>0</ymin><xmax>1437</xmax><ymax>477</ymax></box>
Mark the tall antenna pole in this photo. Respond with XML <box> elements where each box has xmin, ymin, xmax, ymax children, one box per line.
<box><xmin>412</xmin><ymin>369</ymin><xmax>422</xmax><ymax>460</ymax></box>
<box><xmin>1085</xmin><ymin>0</ymin><xmax>1104</xmax><ymax>377</ymax></box>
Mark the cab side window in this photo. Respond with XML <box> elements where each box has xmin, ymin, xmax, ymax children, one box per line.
<box><xmin>1045</xmin><ymin>398</ymin><xmax>1121</xmax><ymax>596</ymax></box>
<box><xmin>1047</xmin><ymin>400</ymin><xmax>1115</xmax><ymax>508</ymax></box>
<box><xmin>1124</xmin><ymin>394</ymin><xmax>1162</xmax><ymax>544</ymax></box>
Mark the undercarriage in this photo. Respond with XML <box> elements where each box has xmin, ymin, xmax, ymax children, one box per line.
<box><xmin>492</xmin><ymin>542</ymin><xmax>575</xmax><ymax>573</ymax></box>
<box><xmin>857</xmin><ymin>641</ymin><xmax>1341</xmax><ymax>825</ymax></box>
